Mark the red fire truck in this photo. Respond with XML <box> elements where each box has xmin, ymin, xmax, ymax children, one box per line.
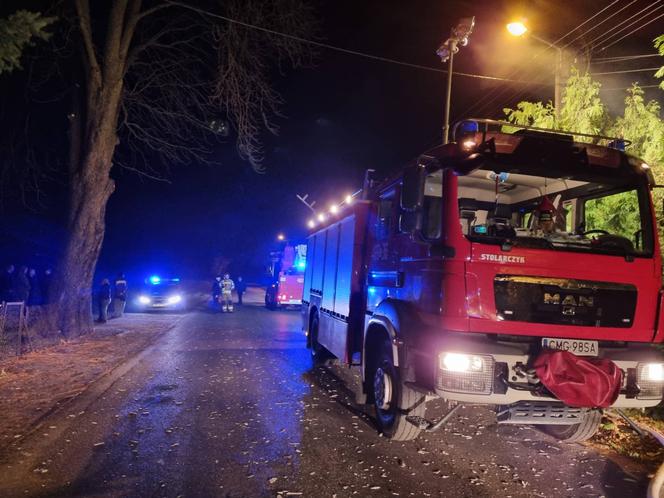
<box><xmin>266</xmin><ymin>244</ymin><xmax>306</xmax><ymax>309</ymax></box>
<box><xmin>302</xmin><ymin>119</ymin><xmax>664</xmax><ymax>442</ymax></box>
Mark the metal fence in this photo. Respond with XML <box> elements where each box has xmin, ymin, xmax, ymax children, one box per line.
<box><xmin>0</xmin><ymin>301</ymin><xmax>34</xmax><ymax>358</ymax></box>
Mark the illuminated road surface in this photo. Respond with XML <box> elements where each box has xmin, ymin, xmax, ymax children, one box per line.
<box><xmin>0</xmin><ymin>303</ymin><xmax>648</xmax><ymax>497</ymax></box>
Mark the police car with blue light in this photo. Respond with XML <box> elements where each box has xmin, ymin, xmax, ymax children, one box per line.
<box><xmin>136</xmin><ymin>275</ymin><xmax>186</xmax><ymax>311</ymax></box>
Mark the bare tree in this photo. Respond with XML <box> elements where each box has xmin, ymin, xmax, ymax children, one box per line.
<box><xmin>8</xmin><ymin>0</ymin><xmax>315</xmax><ymax>336</ymax></box>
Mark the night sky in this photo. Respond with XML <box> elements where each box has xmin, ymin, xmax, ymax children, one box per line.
<box><xmin>1</xmin><ymin>0</ymin><xmax>662</xmax><ymax>284</ymax></box>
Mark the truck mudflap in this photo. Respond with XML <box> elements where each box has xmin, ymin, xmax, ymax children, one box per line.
<box><xmin>420</xmin><ymin>332</ymin><xmax>664</xmax><ymax>409</ymax></box>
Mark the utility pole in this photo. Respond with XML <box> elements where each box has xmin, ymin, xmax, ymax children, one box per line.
<box><xmin>442</xmin><ymin>37</ymin><xmax>457</xmax><ymax>145</ymax></box>
<box><xmin>507</xmin><ymin>22</ymin><xmax>564</xmax><ymax>123</ymax></box>
<box><xmin>437</xmin><ymin>17</ymin><xmax>475</xmax><ymax>144</ymax></box>
<box><xmin>554</xmin><ymin>47</ymin><xmax>562</xmax><ymax>122</ymax></box>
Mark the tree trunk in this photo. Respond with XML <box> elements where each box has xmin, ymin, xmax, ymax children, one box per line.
<box><xmin>54</xmin><ymin>79</ymin><xmax>123</xmax><ymax>337</ymax></box>
<box><xmin>55</xmin><ymin>166</ymin><xmax>115</xmax><ymax>336</ymax></box>
<box><xmin>48</xmin><ymin>0</ymin><xmax>141</xmax><ymax>337</ymax></box>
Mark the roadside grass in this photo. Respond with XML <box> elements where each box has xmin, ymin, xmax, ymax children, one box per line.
<box><xmin>0</xmin><ymin>313</ymin><xmax>180</xmax><ymax>450</ymax></box>
<box><xmin>591</xmin><ymin>409</ymin><xmax>664</xmax><ymax>473</ymax></box>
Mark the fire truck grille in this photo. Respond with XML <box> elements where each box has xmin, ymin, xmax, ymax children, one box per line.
<box><xmin>494</xmin><ymin>275</ymin><xmax>636</xmax><ymax>328</ymax></box>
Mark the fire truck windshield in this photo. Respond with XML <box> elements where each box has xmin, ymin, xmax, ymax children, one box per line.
<box><xmin>457</xmin><ymin>167</ymin><xmax>654</xmax><ymax>258</ymax></box>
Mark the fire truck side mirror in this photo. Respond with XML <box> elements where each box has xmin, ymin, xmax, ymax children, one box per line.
<box><xmin>401</xmin><ymin>165</ymin><xmax>426</xmax><ymax>212</ymax></box>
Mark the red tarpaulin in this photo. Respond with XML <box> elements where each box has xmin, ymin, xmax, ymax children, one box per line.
<box><xmin>533</xmin><ymin>349</ymin><xmax>622</xmax><ymax>408</ymax></box>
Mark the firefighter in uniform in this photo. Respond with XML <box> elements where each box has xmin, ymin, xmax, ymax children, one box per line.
<box><xmin>532</xmin><ymin>197</ymin><xmax>557</xmax><ymax>236</ymax></box>
<box><xmin>221</xmin><ymin>273</ymin><xmax>235</xmax><ymax>312</ymax></box>
<box><xmin>112</xmin><ymin>273</ymin><xmax>128</xmax><ymax>318</ymax></box>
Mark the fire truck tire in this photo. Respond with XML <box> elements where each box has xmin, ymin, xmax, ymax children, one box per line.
<box><xmin>265</xmin><ymin>292</ymin><xmax>277</xmax><ymax>310</ymax></box>
<box><xmin>309</xmin><ymin>316</ymin><xmax>328</xmax><ymax>365</ymax></box>
<box><xmin>542</xmin><ymin>409</ymin><xmax>602</xmax><ymax>443</ymax></box>
<box><xmin>371</xmin><ymin>341</ymin><xmax>424</xmax><ymax>441</ymax></box>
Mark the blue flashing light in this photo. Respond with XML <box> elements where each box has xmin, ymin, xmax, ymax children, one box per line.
<box><xmin>454</xmin><ymin>120</ymin><xmax>480</xmax><ymax>144</ymax></box>
<box><xmin>608</xmin><ymin>139</ymin><xmax>626</xmax><ymax>151</ymax></box>
<box><xmin>459</xmin><ymin>120</ymin><xmax>479</xmax><ymax>134</ymax></box>
<box><xmin>149</xmin><ymin>275</ymin><xmax>161</xmax><ymax>285</ymax></box>
<box><xmin>171</xmin><ymin>278</ymin><xmax>180</xmax><ymax>282</ymax></box>
<box><xmin>474</xmin><ymin>225</ymin><xmax>488</xmax><ymax>234</ymax></box>
<box><xmin>368</xmin><ymin>286</ymin><xmax>377</xmax><ymax>295</ymax></box>
<box><xmin>296</xmin><ymin>261</ymin><xmax>306</xmax><ymax>270</ymax></box>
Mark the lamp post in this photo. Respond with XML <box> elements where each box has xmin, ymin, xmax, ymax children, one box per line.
<box><xmin>437</xmin><ymin>17</ymin><xmax>475</xmax><ymax>144</ymax></box>
<box><xmin>507</xmin><ymin>21</ymin><xmax>563</xmax><ymax>122</ymax></box>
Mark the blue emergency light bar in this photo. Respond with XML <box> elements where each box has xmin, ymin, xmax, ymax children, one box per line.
<box><xmin>148</xmin><ymin>275</ymin><xmax>180</xmax><ymax>285</ymax></box>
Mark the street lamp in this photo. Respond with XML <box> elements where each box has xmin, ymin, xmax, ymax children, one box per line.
<box><xmin>437</xmin><ymin>16</ymin><xmax>475</xmax><ymax>144</ymax></box>
<box><xmin>506</xmin><ymin>20</ymin><xmax>563</xmax><ymax>122</ymax></box>
<box><xmin>277</xmin><ymin>233</ymin><xmax>285</xmax><ymax>241</ymax></box>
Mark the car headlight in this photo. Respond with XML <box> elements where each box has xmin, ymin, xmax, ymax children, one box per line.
<box><xmin>440</xmin><ymin>352</ymin><xmax>485</xmax><ymax>373</ymax></box>
<box><xmin>138</xmin><ymin>295</ymin><xmax>151</xmax><ymax>304</ymax></box>
<box><xmin>167</xmin><ymin>294</ymin><xmax>182</xmax><ymax>304</ymax></box>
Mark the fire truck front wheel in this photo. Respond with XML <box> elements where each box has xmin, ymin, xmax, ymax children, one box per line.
<box><xmin>309</xmin><ymin>316</ymin><xmax>329</xmax><ymax>365</ymax></box>
<box><xmin>542</xmin><ymin>409</ymin><xmax>602</xmax><ymax>443</ymax></box>
<box><xmin>371</xmin><ymin>340</ymin><xmax>424</xmax><ymax>441</ymax></box>
<box><xmin>265</xmin><ymin>290</ymin><xmax>278</xmax><ymax>310</ymax></box>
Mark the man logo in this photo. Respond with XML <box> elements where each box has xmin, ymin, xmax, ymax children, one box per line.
<box><xmin>543</xmin><ymin>292</ymin><xmax>594</xmax><ymax>307</ymax></box>
<box><xmin>544</xmin><ymin>292</ymin><xmax>560</xmax><ymax>305</ymax></box>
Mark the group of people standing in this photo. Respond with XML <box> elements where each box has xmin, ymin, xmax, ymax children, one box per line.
<box><xmin>0</xmin><ymin>265</ymin><xmax>53</xmax><ymax>306</ymax></box>
<box><xmin>212</xmin><ymin>274</ymin><xmax>246</xmax><ymax>312</ymax></box>
<box><xmin>96</xmin><ymin>273</ymin><xmax>128</xmax><ymax>323</ymax></box>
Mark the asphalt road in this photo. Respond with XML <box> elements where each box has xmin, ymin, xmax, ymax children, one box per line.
<box><xmin>0</xmin><ymin>298</ymin><xmax>649</xmax><ymax>497</ymax></box>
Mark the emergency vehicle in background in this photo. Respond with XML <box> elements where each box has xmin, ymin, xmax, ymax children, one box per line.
<box><xmin>265</xmin><ymin>243</ymin><xmax>306</xmax><ymax>309</ymax></box>
<box><xmin>136</xmin><ymin>276</ymin><xmax>185</xmax><ymax>311</ymax></box>
<box><xmin>302</xmin><ymin>119</ymin><xmax>664</xmax><ymax>442</ymax></box>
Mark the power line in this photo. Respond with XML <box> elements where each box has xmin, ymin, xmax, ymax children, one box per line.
<box><xmin>598</xmin><ymin>11</ymin><xmax>664</xmax><ymax>52</ymax></box>
<box><xmin>585</xmin><ymin>1</ymin><xmax>664</xmax><ymax>51</ymax></box>
<box><xmin>591</xmin><ymin>53</ymin><xmax>662</xmax><ymax>63</ymax></box>
<box><xmin>591</xmin><ymin>66</ymin><xmax>661</xmax><ymax>76</ymax></box>
<box><xmin>466</xmin><ymin>1</ymin><xmax>625</xmax><ymax>118</ymax></box>
<box><xmin>166</xmin><ymin>0</ymin><xmax>546</xmax><ymax>86</ymax></box>
<box><xmin>554</xmin><ymin>0</ymin><xmax>622</xmax><ymax>46</ymax></box>
<box><xmin>560</xmin><ymin>0</ymin><xmax>639</xmax><ymax>49</ymax></box>
<box><xmin>474</xmin><ymin>2</ymin><xmax>664</xmax><ymax>119</ymax></box>
<box><xmin>169</xmin><ymin>1</ymin><xmax>663</xmax><ymax>118</ymax></box>
<box><xmin>602</xmin><ymin>84</ymin><xmax>661</xmax><ymax>90</ymax></box>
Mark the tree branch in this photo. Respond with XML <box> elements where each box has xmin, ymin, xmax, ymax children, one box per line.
<box><xmin>102</xmin><ymin>0</ymin><xmax>128</xmax><ymax>81</ymax></box>
<box><xmin>73</xmin><ymin>0</ymin><xmax>100</xmax><ymax>80</ymax></box>
<box><xmin>119</xmin><ymin>0</ymin><xmax>142</xmax><ymax>63</ymax></box>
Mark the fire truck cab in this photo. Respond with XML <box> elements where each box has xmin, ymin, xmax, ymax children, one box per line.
<box><xmin>302</xmin><ymin>119</ymin><xmax>664</xmax><ymax>442</ymax></box>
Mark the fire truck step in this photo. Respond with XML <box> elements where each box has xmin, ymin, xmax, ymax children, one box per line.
<box><xmin>496</xmin><ymin>402</ymin><xmax>587</xmax><ymax>425</ymax></box>
<box><xmin>406</xmin><ymin>404</ymin><xmax>461</xmax><ymax>432</ymax></box>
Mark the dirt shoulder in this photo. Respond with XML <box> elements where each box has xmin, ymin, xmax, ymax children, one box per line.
<box><xmin>0</xmin><ymin>313</ymin><xmax>182</xmax><ymax>449</ymax></box>
<box><xmin>590</xmin><ymin>410</ymin><xmax>664</xmax><ymax>475</ymax></box>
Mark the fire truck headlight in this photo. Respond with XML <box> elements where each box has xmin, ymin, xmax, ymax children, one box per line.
<box><xmin>440</xmin><ymin>353</ymin><xmax>484</xmax><ymax>372</ymax></box>
<box><xmin>437</xmin><ymin>352</ymin><xmax>494</xmax><ymax>395</ymax></box>
<box><xmin>636</xmin><ymin>362</ymin><xmax>664</xmax><ymax>400</ymax></box>
<box><xmin>640</xmin><ymin>363</ymin><xmax>664</xmax><ymax>382</ymax></box>
<box><xmin>138</xmin><ymin>295</ymin><xmax>151</xmax><ymax>305</ymax></box>
<box><xmin>167</xmin><ymin>295</ymin><xmax>182</xmax><ymax>304</ymax></box>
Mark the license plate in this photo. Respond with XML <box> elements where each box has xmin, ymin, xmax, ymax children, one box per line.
<box><xmin>541</xmin><ymin>338</ymin><xmax>599</xmax><ymax>356</ymax></box>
